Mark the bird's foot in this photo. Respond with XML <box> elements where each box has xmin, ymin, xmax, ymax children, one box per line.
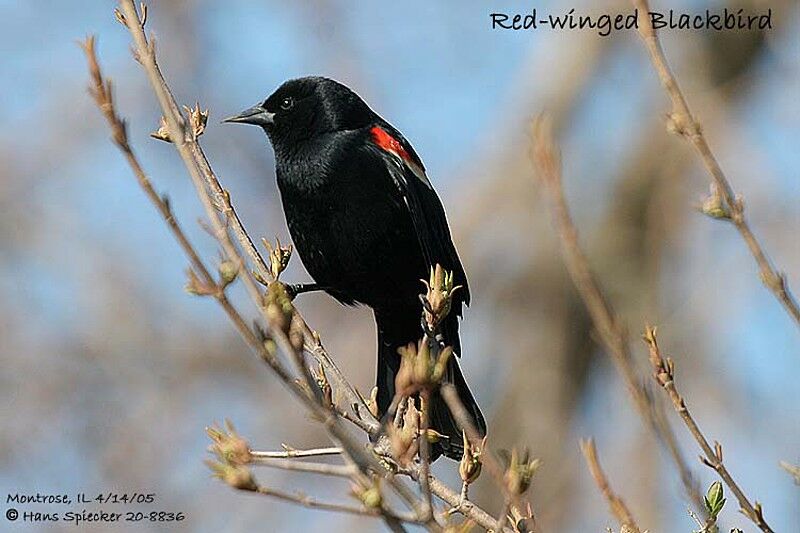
<box><xmin>284</xmin><ymin>282</ymin><xmax>325</xmax><ymax>301</ymax></box>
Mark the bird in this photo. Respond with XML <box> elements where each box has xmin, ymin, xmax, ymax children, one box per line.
<box><xmin>224</xmin><ymin>76</ymin><xmax>485</xmax><ymax>460</ymax></box>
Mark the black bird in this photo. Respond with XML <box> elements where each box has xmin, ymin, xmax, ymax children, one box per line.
<box><xmin>225</xmin><ymin>76</ymin><xmax>485</xmax><ymax>460</ymax></box>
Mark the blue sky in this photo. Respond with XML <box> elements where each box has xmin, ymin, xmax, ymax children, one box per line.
<box><xmin>1</xmin><ymin>1</ymin><xmax>798</xmax><ymax>531</ymax></box>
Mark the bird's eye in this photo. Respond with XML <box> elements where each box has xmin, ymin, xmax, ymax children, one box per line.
<box><xmin>280</xmin><ymin>97</ymin><xmax>294</xmax><ymax>110</ymax></box>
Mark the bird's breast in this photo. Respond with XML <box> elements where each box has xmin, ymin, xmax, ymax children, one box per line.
<box><xmin>275</xmin><ymin>164</ymin><xmax>424</xmax><ymax>307</ymax></box>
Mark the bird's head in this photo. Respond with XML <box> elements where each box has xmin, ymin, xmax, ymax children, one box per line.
<box><xmin>224</xmin><ymin>76</ymin><xmax>375</xmax><ymax>148</ymax></box>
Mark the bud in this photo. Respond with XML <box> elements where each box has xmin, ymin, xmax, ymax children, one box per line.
<box><xmin>700</xmin><ymin>184</ymin><xmax>730</xmax><ymax>220</ymax></box>
<box><xmin>387</xmin><ymin>399</ymin><xmax>419</xmax><ymax>466</ymax></box>
<box><xmin>205</xmin><ymin>459</ymin><xmax>257</xmax><ymax>491</ymax></box>
<box><xmin>288</xmin><ymin>314</ymin><xmax>305</xmax><ymax>352</ymax></box>
<box><xmin>421</xmin><ymin>264</ymin><xmax>462</xmax><ymax>330</ymax></box>
<box><xmin>459</xmin><ymin>431</ymin><xmax>485</xmax><ymax>485</ymax></box>
<box><xmin>396</xmin><ymin>338</ymin><xmax>454</xmax><ymax>395</ymax></box>
<box><xmin>502</xmin><ymin>448</ymin><xmax>541</xmax><ymax>496</ymax></box>
<box><xmin>183</xmin><ymin>102</ymin><xmax>209</xmax><ymax>140</ymax></box>
<box><xmin>508</xmin><ymin>503</ymin><xmax>535</xmax><ymax>533</ymax></box>
<box><xmin>432</xmin><ymin>346</ymin><xmax>453</xmax><ymax>383</ymax></box>
<box><xmin>366</xmin><ymin>386</ymin><xmax>379</xmax><ymax>419</ymax></box>
<box><xmin>413</xmin><ymin>339</ymin><xmax>433</xmax><ymax>385</ymax></box>
<box><xmin>263</xmin><ymin>282</ymin><xmax>294</xmax><ymax>333</ymax></box>
<box><xmin>150</xmin><ymin>116</ymin><xmax>172</xmax><ymax>143</ymax></box>
<box><xmin>423</xmin><ymin>428</ymin><xmax>447</xmax><ymax>444</ymax></box>
<box><xmin>206</xmin><ymin>419</ymin><xmax>252</xmax><ymax>466</ymax></box>
<box><xmin>352</xmin><ymin>481</ymin><xmax>382</xmax><ymax>509</ymax></box>
<box><xmin>395</xmin><ymin>342</ymin><xmax>417</xmax><ymax>397</ymax></box>
<box><xmin>218</xmin><ymin>260</ymin><xmax>239</xmax><ymax>288</ymax></box>
<box><xmin>704</xmin><ymin>481</ymin><xmax>726</xmax><ymax>519</ymax></box>
<box><xmin>311</xmin><ymin>363</ymin><xmax>333</xmax><ymax>408</ymax></box>
<box><xmin>262</xmin><ymin>237</ymin><xmax>293</xmax><ymax>280</ymax></box>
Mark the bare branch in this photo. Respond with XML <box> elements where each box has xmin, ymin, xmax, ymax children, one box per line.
<box><xmin>249</xmin><ymin>457</ymin><xmax>355</xmax><ymax>478</ymax></box>
<box><xmin>530</xmin><ymin>114</ymin><xmax>704</xmax><ymax>515</ymax></box>
<box><xmin>779</xmin><ymin>461</ymin><xmax>800</xmax><ymax>485</ymax></box>
<box><xmin>419</xmin><ymin>390</ymin><xmax>434</xmax><ymax>522</ymax></box>
<box><xmin>643</xmin><ymin>325</ymin><xmax>773</xmax><ymax>533</ymax></box>
<box><xmin>441</xmin><ymin>384</ymin><xmax>537</xmax><ymax>533</ymax></box>
<box><xmin>90</xmin><ymin>12</ymin><xmax>427</xmax><ymax>528</ymax></box>
<box><xmin>253</xmin><ymin>482</ymin><xmax>421</xmax><ymax>523</ymax></box>
<box><xmin>579</xmin><ymin>438</ymin><xmax>641</xmax><ymax>533</ymax></box>
<box><xmin>251</xmin><ymin>446</ymin><xmax>343</xmax><ymax>459</ymax></box>
<box><xmin>90</xmin><ymin>5</ymin><xmax>550</xmax><ymax>531</ymax></box>
<box><xmin>631</xmin><ymin>0</ymin><xmax>800</xmax><ymax>328</ymax></box>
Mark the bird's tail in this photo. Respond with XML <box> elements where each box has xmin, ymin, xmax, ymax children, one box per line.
<box><xmin>374</xmin><ymin>306</ymin><xmax>486</xmax><ymax>461</ymax></box>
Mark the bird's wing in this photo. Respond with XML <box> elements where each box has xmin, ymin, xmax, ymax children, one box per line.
<box><xmin>365</xmin><ymin>123</ymin><xmax>471</xmax><ymax>309</ymax></box>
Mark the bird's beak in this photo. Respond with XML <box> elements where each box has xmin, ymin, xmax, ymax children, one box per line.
<box><xmin>222</xmin><ymin>105</ymin><xmax>274</xmax><ymax>127</ymax></box>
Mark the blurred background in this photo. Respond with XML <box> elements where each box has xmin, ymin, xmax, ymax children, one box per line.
<box><xmin>1</xmin><ymin>0</ymin><xmax>798</xmax><ymax>531</ymax></box>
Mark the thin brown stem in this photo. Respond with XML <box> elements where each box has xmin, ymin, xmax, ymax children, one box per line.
<box><xmin>303</xmin><ymin>327</ymin><xmax>380</xmax><ymax>434</ymax></box>
<box><xmin>643</xmin><ymin>326</ymin><xmax>773</xmax><ymax>533</ymax></box>
<box><xmin>631</xmin><ymin>0</ymin><xmax>800</xmax><ymax>328</ymax></box>
<box><xmin>91</xmin><ymin>5</ymin><xmax>509</xmax><ymax>530</ymax></box>
<box><xmin>440</xmin><ymin>384</ymin><xmax>527</xmax><ymax>532</ymax></box>
<box><xmin>423</xmin><ymin>467</ymin><xmax>506</xmax><ymax>532</ymax></box>
<box><xmin>579</xmin><ymin>438</ymin><xmax>641</xmax><ymax>533</ymax></box>
<box><xmin>530</xmin><ymin>115</ymin><xmax>704</xmax><ymax>515</ymax></box>
<box><xmin>251</xmin><ymin>447</ymin><xmax>343</xmax><ymax>459</ymax></box>
<box><xmin>88</xmin><ymin>18</ymin><xmax>419</xmax><ymax>525</ymax></box>
<box><xmin>419</xmin><ymin>389</ymin><xmax>434</xmax><ymax>522</ymax></box>
<box><xmin>779</xmin><ymin>461</ymin><xmax>800</xmax><ymax>485</ymax></box>
<box><xmin>252</xmin><ymin>483</ymin><xmax>420</xmax><ymax>525</ymax></box>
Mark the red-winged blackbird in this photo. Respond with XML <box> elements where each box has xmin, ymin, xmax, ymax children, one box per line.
<box><xmin>225</xmin><ymin>76</ymin><xmax>485</xmax><ymax>460</ymax></box>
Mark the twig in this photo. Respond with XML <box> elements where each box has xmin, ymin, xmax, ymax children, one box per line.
<box><xmin>440</xmin><ymin>385</ymin><xmax>502</xmax><ymax>485</ymax></box>
<box><xmin>92</xmin><ymin>13</ymin><xmax>423</xmax><ymax>528</ymax></box>
<box><xmin>80</xmin><ymin>36</ymin><xmax>293</xmax><ymax>388</ymax></box>
<box><xmin>419</xmin><ymin>389</ymin><xmax>434</xmax><ymax>522</ymax></box>
<box><xmin>117</xmin><ymin>1</ymin><xmax>268</xmax><ymax>315</ymax></box>
<box><xmin>84</xmin><ymin>39</ymin><xmax>418</xmax><ymax>532</ymax></box>
<box><xmin>643</xmin><ymin>325</ymin><xmax>774</xmax><ymax>533</ymax></box>
<box><xmin>494</xmin><ymin>499</ymin><xmax>512</xmax><ymax>533</ymax></box>
<box><xmin>253</xmin><ymin>483</ymin><xmax>420</xmax><ymax>524</ymax></box>
<box><xmin>579</xmin><ymin>438</ymin><xmax>641</xmax><ymax>533</ymax></box>
<box><xmin>336</xmin><ymin>405</ymin><xmax>378</xmax><ymax>435</ymax></box>
<box><xmin>631</xmin><ymin>0</ymin><xmax>800</xmax><ymax>328</ymax></box>
<box><xmin>779</xmin><ymin>461</ymin><xmax>800</xmax><ymax>485</ymax></box>
<box><xmin>114</xmin><ymin>6</ymin><xmax>388</xmax><ymax>482</ymax></box>
<box><xmin>440</xmin><ymin>384</ymin><xmax>530</xmax><ymax>532</ymax></box>
<box><xmin>304</xmin><ymin>330</ymin><xmax>380</xmax><ymax>434</ymax></box>
<box><xmin>423</xmin><ymin>468</ymin><xmax>505</xmax><ymax>532</ymax></box>
<box><xmin>93</xmin><ymin>5</ymin><xmax>512</xmax><ymax>531</ymax></box>
<box><xmin>249</xmin><ymin>457</ymin><xmax>355</xmax><ymax>478</ymax></box>
<box><xmin>251</xmin><ymin>446</ymin><xmax>343</xmax><ymax>459</ymax></box>
<box><xmin>530</xmin><ymin>115</ymin><xmax>705</xmax><ymax>515</ymax></box>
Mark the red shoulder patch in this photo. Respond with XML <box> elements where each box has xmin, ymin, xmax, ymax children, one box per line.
<box><xmin>370</xmin><ymin>126</ymin><xmax>413</xmax><ymax>164</ymax></box>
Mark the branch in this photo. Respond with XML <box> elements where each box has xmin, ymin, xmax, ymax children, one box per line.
<box><xmin>441</xmin><ymin>384</ymin><xmax>536</xmax><ymax>533</ymax></box>
<box><xmin>252</xmin><ymin>480</ymin><xmax>421</xmax><ymax>526</ymax></box>
<box><xmin>579</xmin><ymin>438</ymin><xmax>641</xmax><ymax>533</ymax></box>
<box><xmin>86</xmin><ymin>19</ymin><xmax>425</xmax><ymax>530</ymax></box>
<box><xmin>250</xmin><ymin>457</ymin><xmax>355</xmax><ymax>478</ymax></box>
<box><xmin>421</xmin><ymin>467</ymin><xmax>505</xmax><ymax>532</ymax></box>
<box><xmin>631</xmin><ymin>0</ymin><xmax>800</xmax><ymax>328</ymax></box>
<box><xmin>91</xmin><ymin>5</ymin><xmax>526</xmax><ymax>531</ymax></box>
<box><xmin>779</xmin><ymin>461</ymin><xmax>800</xmax><ymax>485</ymax></box>
<box><xmin>251</xmin><ymin>446</ymin><xmax>343</xmax><ymax>459</ymax></box>
<box><xmin>419</xmin><ymin>389</ymin><xmax>434</xmax><ymax>522</ymax></box>
<box><xmin>530</xmin><ymin>115</ymin><xmax>705</xmax><ymax>515</ymax></box>
<box><xmin>80</xmin><ymin>35</ymin><xmax>291</xmax><ymax>388</ymax></box>
<box><xmin>643</xmin><ymin>325</ymin><xmax>774</xmax><ymax>533</ymax></box>
<box><xmin>117</xmin><ymin>1</ymin><xmax>269</xmax><ymax>313</ymax></box>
